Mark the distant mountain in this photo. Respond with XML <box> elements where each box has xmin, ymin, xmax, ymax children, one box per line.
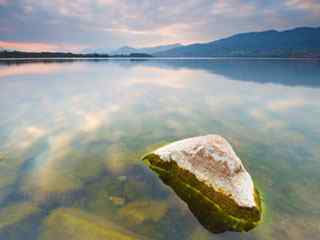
<box><xmin>81</xmin><ymin>47</ymin><xmax>112</xmax><ymax>54</ymax></box>
<box><xmin>82</xmin><ymin>44</ymin><xmax>182</xmax><ymax>55</ymax></box>
<box><xmin>108</xmin><ymin>43</ymin><xmax>183</xmax><ymax>55</ymax></box>
<box><xmin>155</xmin><ymin>27</ymin><xmax>320</xmax><ymax>57</ymax></box>
<box><xmin>109</xmin><ymin>46</ymin><xmax>138</xmax><ymax>55</ymax></box>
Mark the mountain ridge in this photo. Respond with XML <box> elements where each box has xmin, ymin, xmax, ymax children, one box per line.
<box><xmin>109</xmin><ymin>43</ymin><xmax>183</xmax><ymax>55</ymax></box>
<box><xmin>155</xmin><ymin>26</ymin><xmax>320</xmax><ymax>57</ymax></box>
<box><xmin>82</xmin><ymin>43</ymin><xmax>183</xmax><ymax>55</ymax></box>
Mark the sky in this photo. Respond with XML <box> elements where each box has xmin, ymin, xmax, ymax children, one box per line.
<box><xmin>0</xmin><ymin>0</ymin><xmax>320</xmax><ymax>52</ymax></box>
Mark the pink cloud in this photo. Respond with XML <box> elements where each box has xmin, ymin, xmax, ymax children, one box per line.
<box><xmin>0</xmin><ymin>63</ymin><xmax>62</xmax><ymax>78</ymax></box>
<box><xmin>0</xmin><ymin>0</ymin><xmax>8</xmax><ymax>6</ymax></box>
<box><xmin>285</xmin><ymin>0</ymin><xmax>320</xmax><ymax>15</ymax></box>
<box><xmin>97</xmin><ymin>0</ymin><xmax>115</xmax><ymax>5</ymax></box>
<box><xmin>211</xmin><ymin>0</ymin><xmax>256</xmax><ymax>17</ymax></box>
<box><xmin>0</xmin><ymin>41</ymin><xmax>85</xmax><ymax>52</ymax></box>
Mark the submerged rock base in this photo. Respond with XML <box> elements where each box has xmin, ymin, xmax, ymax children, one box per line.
<box><xmin>142</xmin><ymin>135</ymin><xmax>262</xmax><ymax>233</ymax></box>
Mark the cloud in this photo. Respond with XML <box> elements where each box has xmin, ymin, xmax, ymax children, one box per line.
<box><xmin>0</xmin><ymin>0</ymin><xmax>319</xmax><ymax>50</ymax></box>
<box><xmin>0</xmin><ymin>40</ymin><xmax>85</xmax><ymax>52</ymax></box>
<box><xmin>211</xmin><ymin>0</ymin><xmax>256</xmax><ymax>17</ymax></box>
<box><xmin>267</xmin><ymin>98</ymin><xmax>305</xmax><ymax>112</ymax></box>
<box><xmin>0</xmin><ymin>62</ymin><xmax>86</xmax><ymax>78</ymax></box>
<box><xmin>7</xmin><ymin>126</ymin><xmax>47</xmax><ymax>151</ymax></box>
<box><xmin>249</xmin><ymin>109</ymin><xmax>285</xmax><ymax>129</ymax></box>
<box><xmin>0</xmin><ymin>63</ymin><xmax>61</xmax><ymax>78</ymax></box>
<box><xmin>80</xmin><ymin>106</ymin><xmax>119</xmax><ymax>132</ymax></box>
<box><xmin>285</xmin><ymin>0</ymin><xmax>320</xmax><ymax>15</ymax></box>
<box><xmin>0</xmin><ymin>0</ymin><xmax>8</xmax><ymax>6</ymax></box>
<box><xmin>127</xmin><ymin>66</ymin><xmax>193</xmax><ymax>89</ymax></box>
<box><xmin>96</xmin><ymin>0</ymin><xmax>115</xmax><ymax>5</ymax></box>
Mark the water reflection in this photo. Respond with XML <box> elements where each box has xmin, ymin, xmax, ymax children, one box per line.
<box><xmin>1</xmin><ymin>58</ymin><xmax>320</xmax><ymax>87</ymax></box>
<box><xmin>123</xmin><ymin>59</ymin><xmax>320</xmax><ymax>88</ymax></box>
<box><xmin>0</xmin><ymin>59</ymin><xmax>319</xmax><ymax>240</ymax></box>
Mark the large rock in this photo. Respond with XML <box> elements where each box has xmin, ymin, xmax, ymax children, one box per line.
<box><xmin>142</xmin><ymin>135</ymin><xmax>261</xmax><ymax>232</ymax></box>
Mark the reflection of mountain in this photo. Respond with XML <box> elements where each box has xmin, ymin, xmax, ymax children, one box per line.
<box><xmin>1</xmin><ymin>59</ymin><xmax>319</xmax><ymax>88</ymax></box>
<box><xmin>120</xmin><ymin>59</ymin><xmax>320</xmax><ymax>88</ymax></box>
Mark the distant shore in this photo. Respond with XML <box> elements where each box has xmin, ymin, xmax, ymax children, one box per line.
<box><xmin>0</xmin><ymin>50</ymin><xmax>152</xmax><ymax>59</ymax></box>
<box><xmin>0</xmin><ymin>57</ymin><xmax>319</xmax><ymax>61</ymax></box>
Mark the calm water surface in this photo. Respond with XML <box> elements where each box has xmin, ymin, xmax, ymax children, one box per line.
<box><xmin>0</xmin><ymin>59</ymin><xmax>319</xmax><ymax>240</ymax></box>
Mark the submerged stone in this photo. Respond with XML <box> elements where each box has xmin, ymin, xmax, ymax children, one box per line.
<box><xmin>142</xmin><ymin>135</ymin><xmax>262</xmax><ymax>233</ymax></box>
<box><xmin>40</xmin><ymin>208</ymin><xmax>145</xmax><ymax>240</ymax></box>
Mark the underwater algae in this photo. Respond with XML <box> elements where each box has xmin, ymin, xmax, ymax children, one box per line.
<box><xmin>119</xmin><ymin>200</ymin><xmax>168</xmax><ymax>225</ymax></box>
<box><xmin>40</xmin><ymin>208</ymin><xmax>147</xmax><ymax>240</ymax></box>
<box><xmin>0</xmin><ymin>202</ymin><xmax>40</xmax><ymax>231</ymax></box>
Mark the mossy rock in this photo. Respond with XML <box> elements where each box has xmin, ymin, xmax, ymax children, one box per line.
<box><xmin>39</xmin><ymin>208</ymin><xmax>146</xmax><ymax>240</ymax></box>
<box><xmin>142</xmin><ymin>135</ymin><xmax>262</xmax><ymax>233</ymax></box>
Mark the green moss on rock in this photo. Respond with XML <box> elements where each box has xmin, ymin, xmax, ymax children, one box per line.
<box><xmin>143</xmin><ymin>152</ymin><xmax>261</xmax><ymax>233</ymax></box>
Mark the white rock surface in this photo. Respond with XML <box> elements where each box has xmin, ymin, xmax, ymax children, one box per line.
<box><xmin>153</xmin><ymin>135</ymin><xmax>257</xmax><ymax>208</ymax></box>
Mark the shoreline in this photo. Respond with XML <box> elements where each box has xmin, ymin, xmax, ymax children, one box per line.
<box><xmin>0</xmin><ymin>57</ymin><xmax>319</xmax><ymax>61</ymax></box>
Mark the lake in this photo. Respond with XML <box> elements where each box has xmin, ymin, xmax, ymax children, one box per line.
<box><xmin>0</xmin><ymin>58</ymin><xmax>319</xmax><ymax>240</ymax></box>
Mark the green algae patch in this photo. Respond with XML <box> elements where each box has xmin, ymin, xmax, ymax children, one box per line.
<box><xmin>20</xmin><ymin>171</ymin><xmax>83</xmax><ymax>203</ymax></box>
<box><xmin>84</xmin><ymin>175</ymin><xmax>126</xmax><ymax>218</ymax></box>
<box><xmin>119</xmin><ymin>200</ymin><xmax>168</xmax><ymax>225</ymax></box>
<box><xmin>40</xmin><ymin>208</ymin><xmax>146</xmax><ymax>240</ymax></box>
<box><xmin>0</xmin><ymin>153</ymin><xmax>4</xmax><ymax>162</ymax></box>
<box><xmin>143</xmin><ymin>152</ymin><xmax>262</xmax><ymax>233</ymax></box>
<box><xmin>0</xmin><ymin>202</ymin><xmax>40</xmax><ymax>231</ymax></box>
<box><xmin>189</xmin><ymin>226</ymin><xmax>211</xmax><ymax>240</ymax></box>
<box><xmin>0</xmin><ymin>170</ymin><xmax>17</xmax><ymax>189</ymax></box>
<box><xmin>122</xmin><ymin>178</ymin><xmax>150</xmax><ymax>202</ymax></box>
<box><xmin>0</xmin><ymin>153</ymin><xmax>27</xmax><ymax>189</ymax></box>
<box><xmin>109</xmin><ymin>196</ymin><xmax>125</xmax><ymax>206</ymax></box>
<box><xmin>103</xmin><ymin>143</ymin><xmax>142</xmax><ymax>175</ymax></box>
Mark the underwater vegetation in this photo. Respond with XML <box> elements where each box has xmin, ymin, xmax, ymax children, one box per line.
<box><xmin>119</xmin><ymin>200</ymin><xmax>168</xmax><ymax>225</ymax></box>
<box><xmin>40</xmin><ymin>208</ymin><xmax>145</xmax><ymax>240</ymax></box>
<box><xmin>0</xmin><ymin>202</ymin><xmax>40</xmax><ymax>231</ymax></box>
<box><xmin>0</xmin><ymin>60</ymin><xmax>319</xmax><ymax>239</ymax></box>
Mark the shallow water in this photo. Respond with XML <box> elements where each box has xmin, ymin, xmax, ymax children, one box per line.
<box><xmin>0</xmin><ymin>59</ymin><xmax>319</xmax><ymax>240</ymax></box>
